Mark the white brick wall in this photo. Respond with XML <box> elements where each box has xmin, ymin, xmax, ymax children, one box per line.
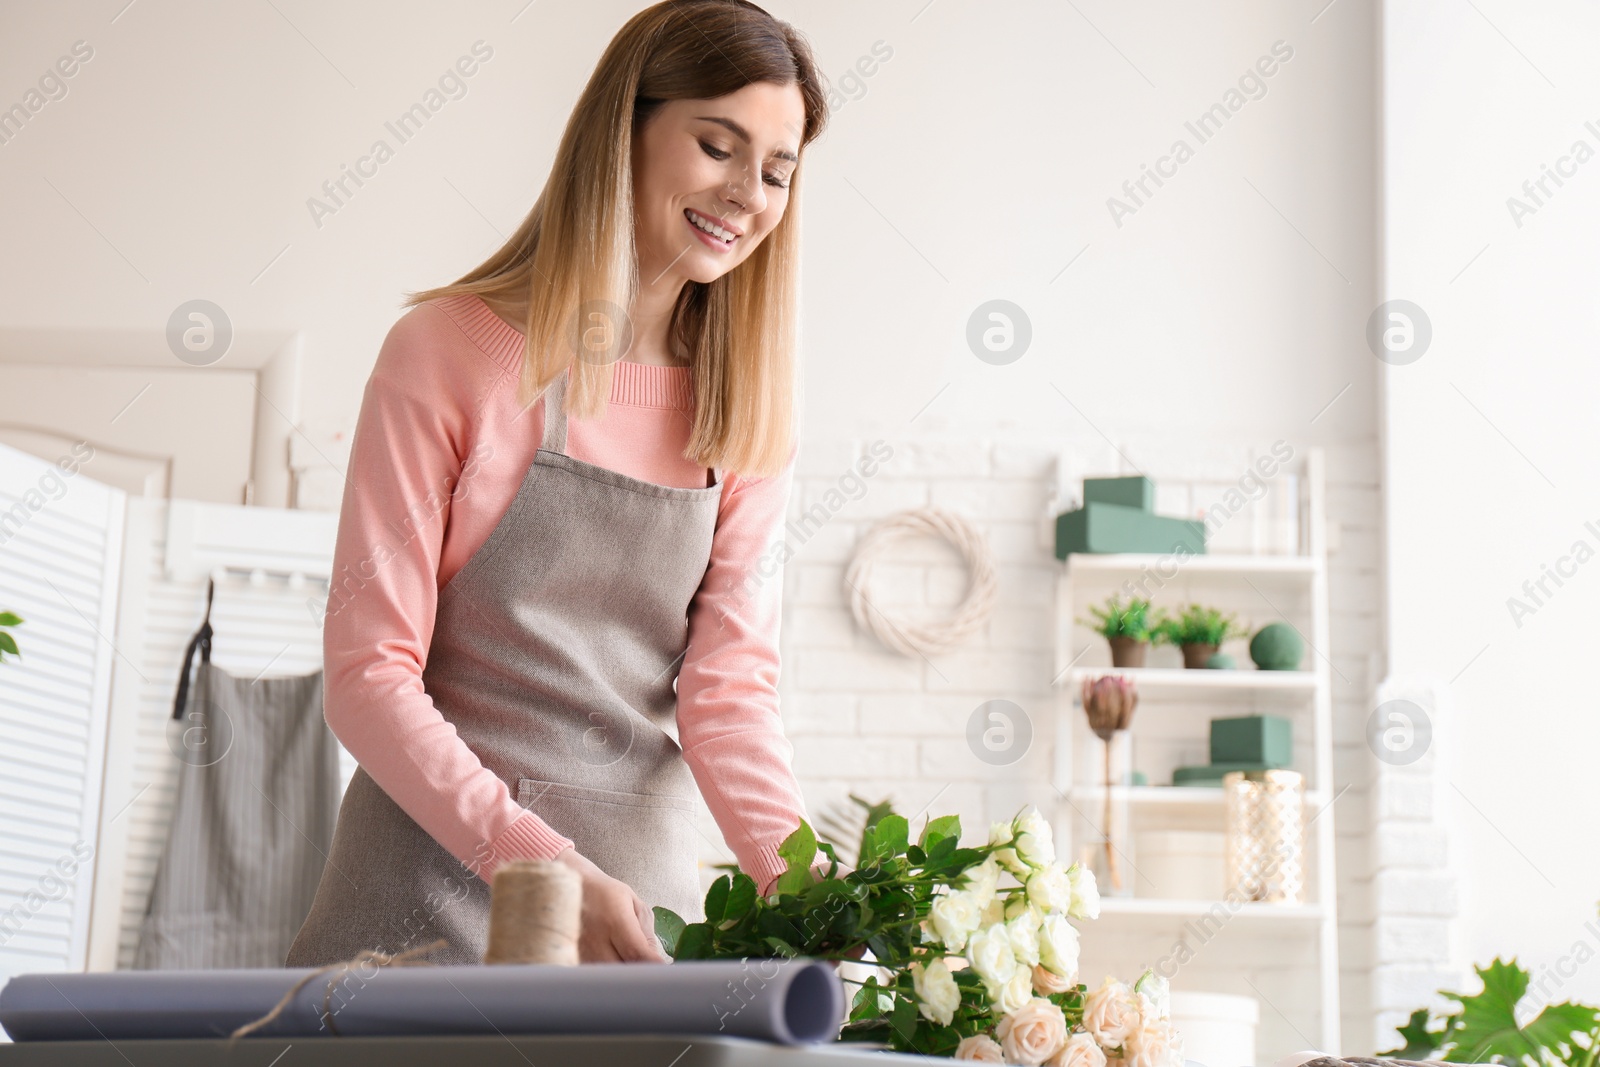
<box><xmin>756</xmin><ymin>431</ymin><xmax>1444</xmax><ymax>1056</ymax></box>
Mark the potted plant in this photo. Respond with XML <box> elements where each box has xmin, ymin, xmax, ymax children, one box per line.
<box><xmin>1078</xmin><ymin>595</ymin><xmax>1162</xmax><ymax>668</ymax></box>
<box><xmin>0</xmin><ymin>612</ymin><xmax>21</xmax><ymax>664</ymax></box>
<box><xmin>1153</xmin><ymin>603</ymin><xmax>1247</xmax><ymax>669</ymax></box>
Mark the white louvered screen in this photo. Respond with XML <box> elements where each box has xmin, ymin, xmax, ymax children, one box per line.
<box><xmin>0</xmin><ymin>442</ymin><xmax>124</xmax><ymax>984</ymax></box>
<box><xmin>88</xmin><ymin>497</ymin><xmax>343</xmax><ymax>971</ymax></box>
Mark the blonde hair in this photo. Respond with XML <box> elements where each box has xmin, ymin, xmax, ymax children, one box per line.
<box><xmin>404</xmin><ymin>0</ymin><xmax>829</xmax><ymax>477</ymax></box>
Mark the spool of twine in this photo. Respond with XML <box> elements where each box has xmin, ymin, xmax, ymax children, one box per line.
<box><xmin>482</xmin><ymin>859</ymin><xmax>582</xmax><ymax>965</ymax></box>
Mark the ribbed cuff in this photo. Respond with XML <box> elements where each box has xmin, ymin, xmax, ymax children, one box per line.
<box><xmin>747</xmin><ymin>842</ymin><xmax>831</xmax><ymax>897</ymax></box>
<box><xmin>472</xmin><ymin>811</ymin><xmax>576</xmax><ymax>884</ymax></box>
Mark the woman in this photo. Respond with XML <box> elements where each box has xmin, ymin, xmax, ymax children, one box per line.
<box><xmin>286</xmin><ymin>0</ymin><xmax>830</xmax><ymax>969</ymax></box>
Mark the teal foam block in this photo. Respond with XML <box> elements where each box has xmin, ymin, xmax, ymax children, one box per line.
<box><xmin>1209</xmin><ymin>714</ymin><xmax>1292</xmax><ymax>767</ymax></box>
<box><xmin>1083</xmin><ymin>476</ymin><xmax>1155</xmax><ymax>511</ymax></box>
<box><xmin>1054</xmin><ymin>501</ymin><xmax>1207</xmax><ymax>560</ymax></box>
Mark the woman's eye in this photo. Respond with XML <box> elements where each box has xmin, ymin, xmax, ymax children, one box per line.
<box><xmin>700</xmin><ymin>139</ymin><xmax>790</xmax><ymax>188</ymax></box>
<box><xmin>699</xmin><ymin>140</ymin><xmax>730</xmax><ymax>160</ymax></box>
<box><xmin>765</xmin><ymin>174</ymin><xmax>790</xmax><ymax>189</ymax></box>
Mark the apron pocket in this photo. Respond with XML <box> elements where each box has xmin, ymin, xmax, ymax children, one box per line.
<box><xmin>515</xmin><ymin>777</ymin><xmax>705</xmax><ymax>924</ymax></box>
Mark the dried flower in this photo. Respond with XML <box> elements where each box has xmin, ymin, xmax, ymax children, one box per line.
<box><xmin>1081</xmin><ymin>675</ymin><xmax>1139</xmax><ymax>740</ymax></box>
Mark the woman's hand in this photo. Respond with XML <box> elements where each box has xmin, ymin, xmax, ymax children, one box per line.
<box><xmin>552</xmin><ymin>847</ymin><xmax>669</xmax><ymax>963</ymax></box>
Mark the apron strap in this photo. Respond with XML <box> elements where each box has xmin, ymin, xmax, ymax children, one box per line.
<box><xmin>539</xmin><ymin>368</ymin><xmax>569</xmax><ymax>454</ymax></box>
<box><xmin>171</xmin><ymin>576</ymin><xmax>215</xmax><ymax>721</ymax></box>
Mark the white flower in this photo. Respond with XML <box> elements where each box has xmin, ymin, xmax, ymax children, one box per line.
<box><xmin>991</xmin><ymin>965</ymin><xmax>1035</xmax><ymax>1015</ymax></box>
<box><xmin>966</xmin><ymin>923</ymin><xmax>1019</xmax><ymax>988</ymax></box>
<box><xmin>1081</xmin><ymin>977</ymin><xmax>1139</xmax><ymax>1048</ymax></box>
<box><xmin>961</xmin><ymin>856</ymin><xmax>1001</xmax><ymax>908</ymax></box>
<box><xmin>1026</xmin><ymin>863</ymin><xmax>1074</xmax><ymax>914</ymax></box>
<box><xmin>1014</xmin><ymin>809</ymin><xmax>1058</xmax><ymax>868</ymax></box>
<box><xmin>1133</xmin><ymin>969</ymin><xmax>1171</xmax><ymax>1019</ymax></box>
<box><xmin>910</xmin><ymin>957</ymin><xmax>961</xmax><ymax>1027</ymax></box>
<box><xmin>955</xmin><ymin>1033</ymin><xmax>1006</xmax><ymax>1062</ymax></box>
<box><xmin>1067</xmin><ymin>862</ymin><xmax>1101</xmax><ymax>921</ymax></box>
<box><xmin>1032</xmin><ymin>961</ymin><xmax>1077</xmax><ymax>995</ymax></box>
<box><xmin>1122</xmin><ymin>1014</ymin><xmax>1185</xmax><ymax>1067</ymax></box>
<box><xmin>1006</xmin><ymin>908</ymin><xmax>1042</xmax><ymax>968</ymax></box>
<box><xmin>929</xmin><ymin>889</ymin><xmax>984</xmax><ymax>952</ymax></box>
<box><xmin>995</xmin><ymin>995</ymin><xmax>1069</xmax><ymax>1066</ymax></box>
<box><xmin>989</xmin><ymin>820</ymin><xmax>1015</xmax><ymax>847</ymax></box>
<box><xmin>981</xmin><ymin>895</ymin><xmax>1007</xmax><ymax>927</ymax></box>
<box><xmin>1046</xmin><ymin>1031</ymin><xmax>1109</xmax><ymax>1067</ymax></box>
<box><xmin>1037</xmin><ymin>913</ymin><xmax>1081</xmax><ymax>978</ymax></box>
<box><xmin>1005</xmin><ymin>893</ymin><xmax>1031</xmax><ymax>921</ymax></box>
<box><xmin>990</xmin><ymin>820</ymin><xmax>1027</xmax><ymax>876</ymax></box>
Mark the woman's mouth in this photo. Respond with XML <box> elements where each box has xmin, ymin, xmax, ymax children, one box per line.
<box><xmin>684</xmin><ymin>208</ymin><xmax>738</xmax><ymax>252</ymax></box>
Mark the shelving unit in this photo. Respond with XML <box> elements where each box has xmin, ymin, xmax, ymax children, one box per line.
<box><xmin>1051</xmin><ymin>448</ymin><xmax>1340</xmax><ymax>1058</ymax></box>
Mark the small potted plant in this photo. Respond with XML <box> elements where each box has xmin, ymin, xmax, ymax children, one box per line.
<box><xmin>0</xmin><ymin>612</ymin><xmax>21</xmax><ymax>664</ymax></box>
<box><xmin>1078</xmin><ymin>595</ymin><xmax>1162</xmax><ymax>668</ymax></box>
<box><xmin>1153</xmin><ymin>603</ymin><xmax>1247</xmax><ymax>669</ymax></box>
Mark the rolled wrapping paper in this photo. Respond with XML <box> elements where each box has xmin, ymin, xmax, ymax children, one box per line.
<box><xmin>0</xmin><ymin>957</ymin><xmax>845</xmax><ymax>1046</ymax></box>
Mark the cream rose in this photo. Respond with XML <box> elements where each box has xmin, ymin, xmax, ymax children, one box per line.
<box><xmin>1133</xmin><ymin>969</ymin><xmax>1171</xmax><ymax>1019</ymax></box>
<box><xmin>966</xmin><ymin>923</ymin><xmax>1019</xmax><ymax>988</ymax></box>
<box><xmin>991</xmin><ymin>964</ymin><xmax>1035</xmax><ymax>1015</ymax></box>
<box><xmin>996</xmin><ymin>996</ymin><xmax>1069</xmax><ymax>1066</ymax></box>
<box><xmin>1037</xmin><ymin>913</ymin><xmax>1081</xmax><ymax>978</ymax></box>
<box><xmin>929</xmin><ymin>888</ymin><xmax>983</xmax><ymax>952</ymax></box>
<box><xmin>1026</xmin><ymin>863</ymin><xmax>1074</xmax><ymax>914</ymax></box>
<box><xmin>1014</xmin><ymin>809</ymin><xmax>1058</xmax><ymax>868</ymax></box>
<box><xmin>1122</xmin><ymin>1015</ymin><xmax>1185</xmax><ymax>1067</ymax></box>
<box><xmin>911</xmin><ymin>957</ymin><xmax>961</xmax><ymax>1026</ymax></box>
<box><xmin>1082</xmin><ymin>977</ymin><xmax>1138</xmax><ymax>1048</ymax></box>
<box><xmin>961</xmin><ymin>856</ymin><xmax>1001</xmax><ymax>908</ymax></box>
<box><xmin>955</xmin><ymin>1033</ymin><xmax>1006</xmax><ymax>1062</ymax></box>
<box><xmin>1046</xmin><ymin>1030</ymin><xmax>1109</xmax><ymax>1067</ymax></box>
<box><xmin>1006</xmin><ymin>908</ymin><xmax>1042</xmax><ymax>968</ymax></box>
<box><xmin>1067</xmin><ymin>862</ymin><xmax>1101</xmax><ymax>921</ymax></box>
<box><xmin>1033</xmin><ymin>961</ymin><xmax>1077</xmax><ymax>995</ymax></box>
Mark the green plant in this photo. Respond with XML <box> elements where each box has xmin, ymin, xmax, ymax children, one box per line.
<box><xmin>1152</xmin><ymin>603</ymin><xmax>1246</xmax><ymax>647</ymax></box>
<box><xmin>0</xmin><ymin>612</ymin><xmax>21</xmax><ymax>663</ymax></box>
<box><xmin>1382</xmin><ymin>957</ymin><xmax>1600</xmax><ymax>1067</ymax></box>
<box><xmin>1077</xmin><ymin>595</ymin><xmax>1162</xmax><ymax>642</ymax></box>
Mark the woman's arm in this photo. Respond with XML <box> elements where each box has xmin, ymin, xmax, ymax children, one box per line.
<box><xmin>675</xmin><ymin>444</ymin><xmax>827</xmax><ymax>896</ymax></box>
<box><xmin>321</xmin><ymin>305</ymin><xmax>575</xmax><ymax>884</ymax></box>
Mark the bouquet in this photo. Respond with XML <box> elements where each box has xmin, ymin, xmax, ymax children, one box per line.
<box><xmin>654</xmin><ymin>801</ymin><xmax>1185</xmax><ymax>1065</ymax></box>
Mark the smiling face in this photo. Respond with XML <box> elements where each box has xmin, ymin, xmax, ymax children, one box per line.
<box><xmin>631</xmin><ymin>80</ymin><xmax>806</xmax><ymax>289</ymax></box>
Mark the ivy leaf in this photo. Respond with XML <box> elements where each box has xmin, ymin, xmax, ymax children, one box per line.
<box><xmin>775</xmin><ymin>819</ymin><xmax>819</xmax><ymax>896</ymax></box>
<box><xmin>1444</xmin><ymin>958</ymin><xmax>1600</xmax><ymax>1067</ymax></box>
<box><xmin>653</xmin><ymin>906</ymin><xmax>685</xmax><ymax>957</ymax></box>
<box><xmin>704</xmin><ymin>874</ymin><xmax>731</xmax><ymax>923</ymax></box>
<box><xmin>1381</xmin><ymin>1008</ymin><xmax>1444</xmax><ymax>1060</ymax></box>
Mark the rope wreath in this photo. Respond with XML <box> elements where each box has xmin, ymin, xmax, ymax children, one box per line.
<box><xmin>845</xmin><ymin>508</ymin><xmax>997</xmax><ymax>658</ymax></box>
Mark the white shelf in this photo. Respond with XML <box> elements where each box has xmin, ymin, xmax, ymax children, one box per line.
<box><xmin>1063</xmin><ymin>552</ymin><xmax>1320</xmax><ymax>576</ymax></box>
<box><xmin>1062</xmin><ymin>666</ymin><xmax>1316</xmax><ymax>693</ymax></box>
<box><xmin>1067</xmin><ymin>785</ymin><xmax>1331</xmax><ymax>808</ymax></box>
<box><xmin>1096</xmin><ymin>897</ymin><xmax>1327</xmax><ymax>923</ymax></box>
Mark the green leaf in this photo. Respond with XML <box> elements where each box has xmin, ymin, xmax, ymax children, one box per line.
<box><xmin>775</xmin><ymin>819</ymin><xmax>819</xmax><ymax>896</ymax></box>
<box><xmin>0</xmin><ymin>612</ymin><xmax>22</xmax><ymax>626</ymax></box>
<box><xmin>762</xmin><ymin>936</ymin><xmax>797</xmax><ymax>957</ymax></box>
<box><xmin>0</xmin><ymin>633</ymin><xmax>16</xmax><ymax>657</ymax></box>
<box><xmin>704</xmin><ymin>874</ymin><xmax>731</xmax><ymax>923</ymax></box>
<box><xmin>725</xmin><ymin>872</ymin><xmax>757</xmax><ymax>919</ymax></box>
<box><xmin>862</xmin><ymin>815</ymin><xmax>909</xmax><ymax>864</ymax></box>
<box><xmin>653</xmin><ymin>906</ymin><xmax>686</xmax><ymax>957</ymax></box>
<box><xmin>674</xmin><ymin>923</ymin><xmax>713</xmax><ymax>960</ymax></box>
<box><xmin>889</xmin><ymin>991</ymin><xmax>918</xmax><ymax>1044</ymax></box>
<box><xmin>1381</xmin><ymin>1008</ymin><xmax>1444</xmax><ymax>1060</ymax></box>
<box><xmin>1444</xmin><ymin>958</ymin><xmax>1600</xmax><ymax>1066</ymax></box>
<box><xmin>918</xmin><ymin>814</ymin><xmax>961</xmax><ymax>849</ymax></box>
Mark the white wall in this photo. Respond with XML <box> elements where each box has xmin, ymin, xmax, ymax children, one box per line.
<box><xmin>1383</xmin><ymin>0</ymin><xmax>1600</xmax><ymax>1020</ymax></box>
<box><xmin>1</xmin><ymin>0</ymin><xmax>1394</xmax><ymax>1052</ymax></box>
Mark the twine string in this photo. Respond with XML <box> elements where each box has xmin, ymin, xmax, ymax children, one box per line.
<box><xmin>845</xmin><ymin>508</ymin><xmax>997</xmax><ymax>658</ymax></box>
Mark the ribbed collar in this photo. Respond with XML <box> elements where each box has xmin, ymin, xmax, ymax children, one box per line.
<box><xmin>434</xmin><ymin>293</ymin><xmax>692</xmax><ymax>410</ymax></box>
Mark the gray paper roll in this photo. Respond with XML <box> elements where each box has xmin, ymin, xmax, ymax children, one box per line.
<box><xmin>0</xmin><ymin>957</ymin><xmax>844</xmax><ymax>1046</ymax></box>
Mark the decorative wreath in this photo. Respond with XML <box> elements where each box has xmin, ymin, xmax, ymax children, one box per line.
<box><xmin>844</xmin><ymin>508</ymin><xmax>998</xmax><ymax>658</ymax></box>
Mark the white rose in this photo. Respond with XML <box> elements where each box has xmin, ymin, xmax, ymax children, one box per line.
<box><xmin>990</xmin><ymin>821</ymin><xmax>1027</xmax><ymax>876</ymax></box>
<box><xmin>981</xmin><ymin>894</ymin><xmax>1007</xmax><ymax>927</ymax></box>
<box><xmin>1046</xmin><ymin>1031</ymin><xmax>1109</xmax><ymax>1067</ymax></box>
<box><xmin>1067</xmin><ymin>863</ymin><xmax>1101</xmax><ymax>921</ymax></box>
<box><xmin>1026</xmin><ymin>863</ymin><xmax>1074</xmax><ymax>914</ymax></box>
<box><xmin>1033</xmin><ymin>961</ymin><xmax>1077</xmax><ymax>995</ymax></box>
<box><xmin>1037</xmin><ymin>913</ymin><xmax>1081</xmax><ymax>978</ymax></box>
<box><xmin>995</xmin><ymin>995</ymin><xmax>1069</xmax><ymax>1066</ymax></box>
<box><xmin>1122</xmin><ymin>1015</ymin><xmax>1185</xmax><ymax>1067</ymax></box>
<box><xmin>1133</xmin><ymin>970</ymin><xmax>1171</xmax><ymax>1019</ymax></box>
<box><xmin>1014</xmin><ymin>810</ymin><xmax>1058</xmax><ymax>868</ymax></box>
<box><xmin>989</xmin><ymin>820</ymin><xmax>1015</xmax><ymax>848</ymax></box>
<box><xmin>955</xmin><ymin>1033</ymin><xmax>1006</xmax><ymax>1063</ymax></box>
<box><xmin>1081</xmin><ymin>977</ymin><xmax>1138</xmax><ymax>1048</ymax></box>
<box><xmin>929</xmin><ymin>889</ymin><xmax>984</xmax><ymax>952</ymax></box>
<box><xmin>961</xmin><ymin>856</ymin><xmax>1001</xmax><ymax>908</ymax></box>
<box><xmin>911</xmin><ymin>957</ymin><xmax>961</xmax><ymax>1027</ymax></box>
<box><xmin>966</xmin><ymin>923</ymin><xmax>1019</xmax><ymax>987</ymax></box>
<box><xmin>1006</xmin><ymin>909</ymin><xmax>1042</xmax><ymax>968</ymax></box>
<box><xmin>990</xmin><ymin>965</ymin><xmax>1035</xmax><ymax>1015</ymax></box>
<box><xmin>1005</xmin><ymin>893</ymin><xmax>1031</xmax><ymax>921</ymax></box>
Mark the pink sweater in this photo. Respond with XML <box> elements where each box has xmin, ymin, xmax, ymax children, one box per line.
<box><xmin>322</xmin><ymin>293</ymin><xmax>812</xmax><ymax>897</ymax></box>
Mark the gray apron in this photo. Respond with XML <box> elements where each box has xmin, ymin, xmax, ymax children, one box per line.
<box><xmin>285</xmin><ymin>367</ymin><xmax>720</xmax><ymax>969</ymax></box>
<box><xmin>134</xmin><ymin>584</ymin><xmax>339</xmax><ymax>969</ymax></box>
